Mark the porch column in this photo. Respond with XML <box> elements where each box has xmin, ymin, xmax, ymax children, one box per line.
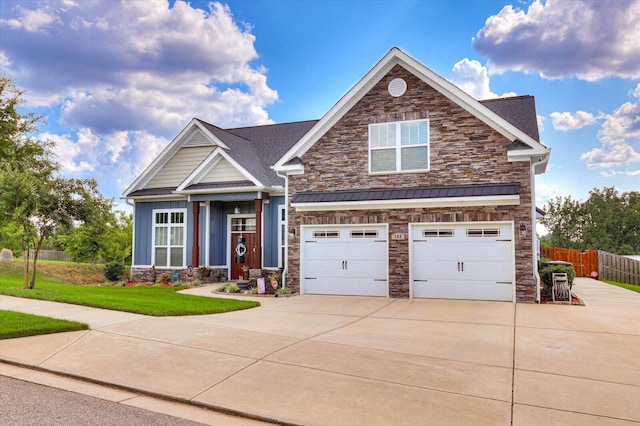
<box><xmin>191</xmin><ymin>202</ymin><xmax>199</xmax><ymax>267</ymax></box>
<box><xmin>254</xmin><ymin>198</ymin><xmax>262</xmax><ymax>269</ymax></box>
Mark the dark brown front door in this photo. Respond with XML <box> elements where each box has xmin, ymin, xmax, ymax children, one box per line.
<box><xmin>230</xmin><ymin>233</ymin><xmax>257</xmax><ymax>280</ymax></box>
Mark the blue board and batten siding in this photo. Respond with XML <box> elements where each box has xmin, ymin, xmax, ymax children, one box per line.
<box><xmin>133</xmin><ymin>200</ymin><xmax>188</xmax><ymax>266</ymax></box>
<box><xmin>264</xmin><ymin>196</ymin><xmax>284</xmax><ymax>268</ymax></box>
<box><xmin>134</xmin><ymin>197</ymin><xmax>283</xmax><ymax>268</ymax></box>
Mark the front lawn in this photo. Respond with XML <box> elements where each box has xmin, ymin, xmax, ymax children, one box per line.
<box><xmin>0</xmin><ymin>310</ymin><xmax>89</xmax><ymax>339</ymax></box>
<box><xmin>604</xmin><ymin>280</ymin><xmax>640</xmax><ymax>294</ymax></box>
<box><xmin>0</xmin><ymin>261</ymin><xmax>260</xmax><ymax>316</ymax></box>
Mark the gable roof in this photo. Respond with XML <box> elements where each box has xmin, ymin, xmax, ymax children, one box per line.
<box><xmin>122</xmin><ymin>119</ymin><xmax>317</xmax><ymax>198</ymax></box>
<box><xmin>274</xmin><ymin>47</ymin><xmax>549</xmax><ymax>174</ymax></box>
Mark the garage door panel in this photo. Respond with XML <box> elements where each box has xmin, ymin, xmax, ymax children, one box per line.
<box><xmin>302</xmin><ymin>226</ymin><xmax>388</xmax><ymax>297</ymax></box>
<box><xmin>411</xmin><ymin>223</ymin><xmax>514</xmax><ymax>302</ymax></box>
<box><xmin>304</xmin><ymin>277</ymin><xmax>387</xmax><ymax>297</ymax></box>
<box><xmin>413</xmin><ymin>280</ymin><xmax>513</xmax><ymax>301</ymax></box>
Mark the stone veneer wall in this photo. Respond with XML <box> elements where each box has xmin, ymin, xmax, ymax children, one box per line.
<box><xmin>286</xmin><ymin>64</ymin><xmax>537</xmax><ymax>302</ymax></box>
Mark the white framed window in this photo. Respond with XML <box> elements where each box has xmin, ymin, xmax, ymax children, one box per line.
<box><xmin>350</xmin><ymin>230</ymin><xmax>379</xmax><ymax>238</ymax></box>
<box><xmin>466</xmin><ymin>228</ymin><xmax>501</xmax><ymax>237</ymax></box>
<box><xmin>152</xmin><ymin>209</ymin><xmax>187</xmax><ymax>267</ymax></box>
<box><xmin>369</xmin><ymin>119</ymin><xmax>429</xmax><ymax>173</ymax></box>
<box><xmin>423</xmin><ymin>229</ymin><xmax>454</xmax><ymax>238</ymax></box>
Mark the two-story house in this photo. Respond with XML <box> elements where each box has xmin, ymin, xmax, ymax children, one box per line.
<box><xmin>122</xmin><ymin>47</ymin><xmax>550</xmax><ymax>302</ymax></box>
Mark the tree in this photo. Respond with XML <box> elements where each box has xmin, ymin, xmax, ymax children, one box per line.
<box><xmin>541</xmin><ymin>187</ymin><xmax>640</xmax><ymax>254</ymax></box>
<box><xmin>0</xmin><ymin>73</ymin><xmax>115</xmax><ymax>288</ymax></box>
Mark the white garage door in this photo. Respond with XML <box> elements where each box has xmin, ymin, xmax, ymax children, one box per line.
<box><xmin>301</xmin><ymin>225</ymin><xmax>388</xmax><ymax>296</ymax></box>
<box><xmin>410</xmin><ymin>223</ymin><xmax>514</xmax><ymax>301</ymax></box>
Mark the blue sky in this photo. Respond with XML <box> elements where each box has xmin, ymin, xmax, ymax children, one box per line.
<box><xmin>1</xmin><ymin>0</ymin><xmax>639</xmax><ymax>216</ymax></box>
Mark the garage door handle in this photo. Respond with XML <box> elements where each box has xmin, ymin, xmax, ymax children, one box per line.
<box><xmin>374</xmin><ymin>279</ymin><xmax>387</xmax><ymax>281</ymax></box>
<box><xmin>496</xmin><ymin>281</ymin><xmax>512</xmax><ymax>284</ymax></box>
<box><xmin>345</xmin><ymin>260</ymin><xmax>348</xmax><ymax>269</ymax></box>
<box><xmin>305</xmin><ymin>277</ymin><xmax>317</xmax><ymax>280</ymax></box>
<box><xmin>461</xmin><ymin>262</ymin><xmax>464</xmax><ymax>272</ymax></box>
<box><xmin>414</xmin><ymin>279</ymin><xmax>428</xmax><ymax>282</ymax></box>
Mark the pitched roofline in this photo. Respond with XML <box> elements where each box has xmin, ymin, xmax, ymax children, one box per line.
<box><xmin>122</xmin><ymin>118</ymin><xmax>228</xmax><ymax>198</ymax></box>
<box><xmin>274</xmin><ymin>47</ymin><xmax>549</xmax><ymax>171</ymax></box>
<box><xmin>176</xmin><ymin>147</ymin><xmax>263</xmax><ymax>191</ymax></box>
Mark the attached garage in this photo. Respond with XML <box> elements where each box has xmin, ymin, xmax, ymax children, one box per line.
<box><xmin>300</xmin><ymin>225</ymin><xmax>388</xmax><ymax>296</ymax></box>
<box><xmin>410</xmin><ymin>222</ymin><xmax>515</xmax><ymax>301</ymax></box>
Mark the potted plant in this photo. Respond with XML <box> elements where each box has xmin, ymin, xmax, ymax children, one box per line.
<box><xmin>199</xmin><ymin>266</ymin><xmax>211</xmax><ymax>277</ymax></box>
<box><xmin>241</xmin><ymin>265</ymin><xmax>250</xmax><ymax>280</ymax></box>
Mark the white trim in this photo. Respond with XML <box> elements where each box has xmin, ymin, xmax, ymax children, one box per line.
<box><xmin>299</xmin><ymin>223</ymin><xmax>389</xmax><ymax>297</ymax></box>
<box><xmin>123</xmin><ymin>119</ymin><xmax>229</xmax><ymax>198</ymax></box>
<box><xmin>274</xmin><ymin>47</ymin><xmax>549</xmax><ymax>173</ymax></box>
<box><xmin>292</xmin><ymin>194</ymin><xmax>520</xmax><ymax>212</ymax></box>
<box><xmin>368</xmin><ymin>119</ymin><xmax>430</xmax><ymax>174</ymax></box>
<box><xmin>408</xmin><ymin>221</ymin><xmax>516</xmax><ymax>302</ymax></box>
<box><xmin>151</xmin><ymin>208</ymin><xmax>188</xmax><ymax>268</ymax></box>
<box><xmin>226</xmin><ymin>213</ymin><xmax>256</xmax><ymax>279</ymax></box>
<box><xmin>176</xmin><ymin>147</ymin><xmax>263</xmax><ymax>191</ymax></box>
<box><xmin>204</xmin><ymin>201</ymin><xmax>210</xmax><ymax>267</ymax></box>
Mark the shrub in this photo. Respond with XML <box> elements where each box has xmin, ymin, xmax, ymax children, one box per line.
<box><xmin>539</xmin><ymin>264</ymin><xmax>576</xmax><ymax>299</ymax></box>
<box><xmin>248</xmin><ymin>286</ymin><xmax>258</xmax><ymax>295</ymax></box>
<box><xmin>104</xmin><ymin>262</ymin><xmax>125</xmax><ymax>282</ymax></box>
<box><xmin>224</xmin><ymin>282</ymin><xmax>239</xmax><ymax>293</ymax></box>
<box><xmin>276</xmin><ymin>287</ymin><xmax>290</xmax><ymax>296</ymax></box>
<box><xmin>156</xmin><ymin>273</ymin><xmax>171</xmax><ymax>285</ymax></box>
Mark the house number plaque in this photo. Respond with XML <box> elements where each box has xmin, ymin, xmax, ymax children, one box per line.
<box><xmin>392</xmin><ymin>233</ymin><xmax>406</xmax><ymax>240</ymax></box>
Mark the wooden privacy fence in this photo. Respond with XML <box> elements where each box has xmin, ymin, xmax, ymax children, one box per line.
<box><xmin>598</xmin><ymin>251</ymin><xmax>640</xmax><ymax>286</ymax></box>
<box><xmin>541</xmin><ymin>247</ymin><xmax>640</xmax><ymax>286</ymax></box>
<box><xmin>540</xmin><ymin>247</ymin><xmax>599</xmax><ymax>278</ymax></box>
<box><xmin>28</xmin><ymin>250</ymin><xmax>73</xmax><ymax>262</ymax></box>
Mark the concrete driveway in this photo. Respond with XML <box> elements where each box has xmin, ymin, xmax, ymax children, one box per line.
<box><xmin>1</xmin><ymin>284</ymin><xmax>638</xmax><ymax>425</ymax></box>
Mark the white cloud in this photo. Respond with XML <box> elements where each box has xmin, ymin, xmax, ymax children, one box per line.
<box><xmin>449</xmin><ymin>58</ymin><xmax>516</xmax><ymax>99</ymax></box>
<box><xmin>535</xmin><ymin>182</ymin><xmax>559</xmax><ymax>204</ymax></box>
<box><xmin>537</xmin><ymin>115</ymin><xmax>545</xmax><ymax>132</ymax></box>
<box><xmin>1</xmin><ymin>0</ymin><xmax>277</xmax><ymax>135</ymax></box>
<box><xmin>550</xmin><ymin>111</ymin><xmax>600</xmax><ymax>131</ymax></box>
<box><xmin>579</xmin><ymin>83</ymin><xmax>640</xmax><ymax>171</ymax></box>
<box><xmin>473</xmin><ymin>0</ymin><xmax>640</xmax><ymax>81</ymax></box>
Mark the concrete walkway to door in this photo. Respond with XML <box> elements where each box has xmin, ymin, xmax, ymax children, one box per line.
<box><xmin>1</xmin><ymin>290</ymin><xmax>638</xmax><ymax>425</ymax></box>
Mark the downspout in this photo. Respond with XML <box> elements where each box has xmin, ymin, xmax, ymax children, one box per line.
<box><xmin>275</xmin><ymin>170</ymin><xmax>288</xmax><ymax>289</ymax></box>
<box><xmin>531</xmin><ymin>158</ymin><xmax>542</xmax><ymax>303</ymax></box>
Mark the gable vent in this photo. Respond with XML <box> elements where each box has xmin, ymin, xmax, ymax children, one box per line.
<box><xmin>388</xmin><ymin>78</ymin><xmax>407</xmax><ymax>97</ymax></box>
<box><xmin>184</xmin><ymin>129</ymin><xmax>214</xmax><ymax>147</ymax></box>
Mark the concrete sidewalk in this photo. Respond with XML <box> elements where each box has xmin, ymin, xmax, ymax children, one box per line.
<box><xmin>571</xmin><ymin>277</ymin><xmax>640</xmax><ymax>308</ymax></box>
<box><xmin>1</xmin><ymin>289</ymin><xmax>638</xmax><ymax>425</ymax></box>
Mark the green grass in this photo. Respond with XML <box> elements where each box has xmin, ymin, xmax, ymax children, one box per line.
<box><xmin>0</xmin><ymin>261</ymin><xmax>260</xmax><ymax>316</ymax></box>
<box><xmin>604</xmin><ymin>280</ymin><xmax>640</xmax><ymax>293</ymax></box>
<box><xmin>0</xmin><ymin>310</ymin><xmax>89</xmax><ymax>339</ymax></box>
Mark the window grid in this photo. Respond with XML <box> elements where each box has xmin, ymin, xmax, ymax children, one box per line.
<box><xmin>369</xmin><ymin>119</ymin><xmax>429</xmax><ymax>173</ymax></box>
<box><xmin>153</xmin><ymin>209</ymin><xmax>186</xmax><ymax>268</ymax></box>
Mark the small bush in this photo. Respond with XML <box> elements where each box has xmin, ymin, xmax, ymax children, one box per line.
<box><xmin>539</xmin><ymin>264</ymin><xmax>575</xmax><ymax>299</ymax></box>
<box><xmin>276</xmin><ymin>287</ymin><xmax>290</xmax><ymax>296</ymax></box>
<box><xmin>156</xmin><ymin>273</ymin><xmax>171</xmax><ymax>285</ymax></box>
<box><xmin>104</xmin><ymin>262</ymin><xmax>125</xmax><ymax>282</ymax></box>
<box><xmin>248</xmin><ymin>286</ymin><xmax>259</xmax><ymax>295</ymax></box>
<box><xmin>224</xmin><ymin>282</ymin><xmax>240</xmax><ymax>293</ymax></box>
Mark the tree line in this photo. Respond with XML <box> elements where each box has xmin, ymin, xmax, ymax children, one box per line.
<box><xmin>540</xmin><ymin>187</ymin><xmax>640</xmax><ymax>255</ymax></box>
<box><xmin>0</xmin><ymin>74</ymin><xmax>131</xmax><ymax>288</ymax></box>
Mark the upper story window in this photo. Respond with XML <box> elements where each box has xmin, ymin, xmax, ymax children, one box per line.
<box><xmin>369</xmin><ymin>119</ymin><xmax>429</xmax><ymax>173</ymax></box>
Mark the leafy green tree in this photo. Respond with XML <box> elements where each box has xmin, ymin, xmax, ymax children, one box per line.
<box><xmin>540</xmin><ymin>195</ymin><xmax>584</xmax><ymax>249</ymax></box>
<box><xmin>542</xmin><ymin>187</ymin><xmax>640</xmax><ymax>254</ymax></box>
<box><xmin>0</xmin><ymin>73</ymin><xmax>116</xmax><ymax>287</ymax></box>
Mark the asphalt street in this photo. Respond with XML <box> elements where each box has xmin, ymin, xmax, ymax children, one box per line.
<box><xmin>0</xmin><ymin>376</ymin><xmax>206</xmax><ymax>426</ymax></box>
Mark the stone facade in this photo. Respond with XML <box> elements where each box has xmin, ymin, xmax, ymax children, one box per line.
<box><xmin>286</xmin><ymin>65</ymin><xmax>537</xmax><ymax>302</ymax></box>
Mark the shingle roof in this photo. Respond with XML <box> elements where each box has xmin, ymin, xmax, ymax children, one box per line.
<box><xmin>481</xmin><ymin>96</ymin><xmax>540</xmax><ymax>142</ymax></box>
<box><xmin>291</xmin><ymin>183</ymin><xmax>521</xmax><ymax>204</ymax></box>
<box><xmin>196</xmin><ymin>119</ymin><xmax>318</xmax><ymax>187</ymax></box>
